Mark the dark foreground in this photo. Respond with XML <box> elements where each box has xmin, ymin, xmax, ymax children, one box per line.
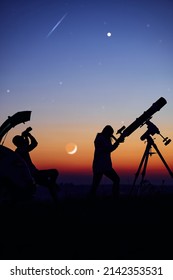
<box><xmin>1</xmin><ymin>186</ymin><xmax>173</xmax><ymax>260</ymax></box>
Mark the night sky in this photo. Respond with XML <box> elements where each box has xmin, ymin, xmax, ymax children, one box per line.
<box><xmin>1</xmin><ymin>0</ymin><xmax>173</xmax><ymax>185</ymax></box>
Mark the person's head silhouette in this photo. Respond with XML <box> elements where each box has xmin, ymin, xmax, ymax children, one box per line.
<box><xmin>12</xmin><ymin>135</ymin><xmax>25</xmax><ymax>148</ymax></box>
<box><xmin>102</xmin><ymin>125</ymin><xmax>114</xmax><ymax>138</ymax></box>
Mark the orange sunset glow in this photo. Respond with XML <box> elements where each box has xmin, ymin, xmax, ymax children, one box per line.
<box><xmin>4</xmin><ymin>118</ymin><xmax>173</xmax><ymax>186</ymax></box>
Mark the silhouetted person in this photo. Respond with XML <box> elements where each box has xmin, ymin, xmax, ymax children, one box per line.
<box><xmin>12</xmin><ymin>127</ymin><xmax>59</xmax><ymax>203</ymax></box>
<box><xmin>90</xmin><ymin>125</ymin><xmax>124</xmax><ymax>199</ymax></box>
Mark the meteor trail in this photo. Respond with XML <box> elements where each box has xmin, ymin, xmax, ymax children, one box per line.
<box><xmin>47</xmin><ymin>13</ymin><xmax>68</xmax><ymax>38</ymax></box>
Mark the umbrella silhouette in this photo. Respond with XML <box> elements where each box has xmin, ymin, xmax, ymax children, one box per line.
<box><xmin>0</xmin><ymin>111</ymin><xmax>31</xmax><ymax>144</ymax></box>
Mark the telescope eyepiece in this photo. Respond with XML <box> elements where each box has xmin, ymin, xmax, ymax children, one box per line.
<box><xmin>116</xmin><ymin>125</ymin><xmax>126</xmax><ymax>135</ymax></box>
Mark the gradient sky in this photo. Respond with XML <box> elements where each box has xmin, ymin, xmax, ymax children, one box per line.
<box><xmin>1</xmin><ymin>0</ymin><xmax>173</xmax><ymax>185</ymax></box>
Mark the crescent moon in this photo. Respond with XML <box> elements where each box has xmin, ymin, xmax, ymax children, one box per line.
<box><xmin>66</xmin><ymin>143</ymin><xmax>78</xmax><ymax>155</ymax></box>
<box><xmin>68</xmin><ymin>145</ymin><xmax>77</xmax><ymax>155</ymax></box>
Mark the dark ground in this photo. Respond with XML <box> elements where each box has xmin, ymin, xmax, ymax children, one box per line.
<box><xmin>1</xmin><ymin>184</ymin><xmax>173</xmax><ymax>260</ymax></box>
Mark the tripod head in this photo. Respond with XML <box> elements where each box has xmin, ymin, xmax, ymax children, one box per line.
<box><xmin>140</xmin><ymin>120</ymin><xmax>171</xmax><ymax>146</ymax></box>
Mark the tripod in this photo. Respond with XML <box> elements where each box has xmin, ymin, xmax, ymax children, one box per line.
<box><xmin>130</xmin><ymin>135</ymin><xmax>173</xmax><ymax>195</ymax></box>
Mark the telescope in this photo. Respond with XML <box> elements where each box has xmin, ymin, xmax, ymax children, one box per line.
<box><xmin>116</xmin><ymin>97</ymin><xmax>167</xmax><ymax>140</ymax></box>
<box><xmin>114</xmin><ymin>96</ymin><xmax>173</xmax><ymax>193</ymax></box>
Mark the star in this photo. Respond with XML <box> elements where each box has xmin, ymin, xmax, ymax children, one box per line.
<box><xmin>107</xmin><ymin>32</ymin><xmax>112</xmax><ymax>37</ymax></box>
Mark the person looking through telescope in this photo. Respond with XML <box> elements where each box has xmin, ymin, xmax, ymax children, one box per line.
<box><xmin>12</xmin><ymin>127</ymin><xmax>59</xmax><ymax>203</ymax></box>
<box><xmin>90</xmin><ymin>125</ymin><xmax>124</xmax><ymax>199</ymax></box>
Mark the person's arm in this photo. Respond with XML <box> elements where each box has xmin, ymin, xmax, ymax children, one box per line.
<box><xmin>95</xmin><ymin>134</ymin><xmax>118</xmax><ymax>153</ymax></box>
<box><xmin>111</xmin><ymin>134</ymin><xmax>124</xmax><ymax>151</ymax></box>
<box><xmin>24</xmin><ymin>133</ymin><xmax>38</xmax><ymax>151</ymax></box>
<box><xmin>111</xmin><ymin>139</ymin><xmax>120</xmax><ymax>151</ymax></box>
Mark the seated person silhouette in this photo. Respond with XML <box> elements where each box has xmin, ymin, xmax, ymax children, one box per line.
<box><xmin>90</xmin><ymin>125</ymin><xmax>124</xmax><ymax>199</ymax></box>
<box><xmin>12</xmin><ymin>127</ymin><xmax>59</xmax><ymax>203</ymax></box>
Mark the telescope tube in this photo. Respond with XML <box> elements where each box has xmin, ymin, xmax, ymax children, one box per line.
<box><xmin>119</xmin><ymin>97</ymin><xmax>167</xmax><ymax>139</ymax></box>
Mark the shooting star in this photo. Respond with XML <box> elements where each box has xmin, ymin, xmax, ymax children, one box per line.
<box><xmin>47</xmin><ymin>13</ymin><xmax>68</xmax><ymax>38</ymax></box>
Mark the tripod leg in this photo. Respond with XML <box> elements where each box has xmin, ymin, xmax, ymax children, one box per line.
<box><xmin>130</xmin><ymin>142</ymin><xmax>150</xmax><ymax>195</ymax></box>
<box><xmin>152</xmin><ymin>142</ymin><xmax>173</xmax><ymax>178</ymax></box>
<box><xmin>140</xmin><ymin>149</ymin><xmax>150</xmax><ymax>185</ymax></box>
<box><xmin>138</xmin><ymin>150</ymin><xmax>150</xmax><ymax>195</ymax></box>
